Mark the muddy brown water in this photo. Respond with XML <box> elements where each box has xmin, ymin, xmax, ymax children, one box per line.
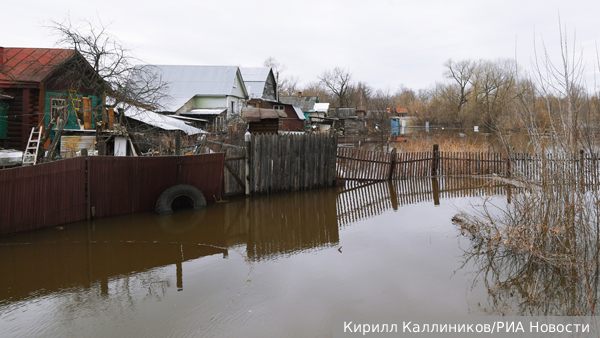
<box><xmin>0</xmin><ymin>179</ymin><xmax>518</xmax><ymax>337</ymax></box>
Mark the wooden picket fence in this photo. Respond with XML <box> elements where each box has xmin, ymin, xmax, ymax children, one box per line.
<box><xmin>337</xmin><ymin>146</ymin><xmax>508</xmax><ymax>181</ymax></box>
<box><xmin>337</xmin><ymin>145</ymin><xmax>600</xmax><ymax>184</ymax></box>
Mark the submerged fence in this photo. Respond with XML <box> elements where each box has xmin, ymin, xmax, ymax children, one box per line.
<box><xmin>0</xmin><ymin>153</ymin><xmax>225</xmax><ymax>236</ymax></box>
<box><xmin>337</xmin><ymin>146</ymin><xmax>508</xmax><ymax>181</ymax></box>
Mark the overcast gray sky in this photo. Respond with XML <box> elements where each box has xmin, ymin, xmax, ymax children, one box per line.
<box><xmin>4</xmin><ymin>0</ymin><xmax>600</xmax><ymax>92</ymax></box>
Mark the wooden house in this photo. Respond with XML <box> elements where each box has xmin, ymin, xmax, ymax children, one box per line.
<box><xmin>0</xmin><ymin>47</ymin><xmax>106</xmax><ymax>152</ymax></box>
<box><xmin>145</xmin><ymin>65</ymin><xmax>248</xmax><ymax>133</ymax></box>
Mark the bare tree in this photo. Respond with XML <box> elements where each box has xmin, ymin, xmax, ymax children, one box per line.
<box><xmin>318</xmin><ymin>67</ymin><xmax>353</xmax><ymax>107</ymax></box>
<box><xmin>47</xmin><ymin>16</ymin><xmax>169</xmax><ymax>110</ymax></box>
<box><xmin>443</xmin><ymin>59</ymin><xmax>476</xmax><ymax>114</ymax></box>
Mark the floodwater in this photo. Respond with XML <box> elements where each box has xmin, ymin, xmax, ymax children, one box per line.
<box><xmin>0</xmin><ymin>178</ymin><xmax>528</xmax><ymax>337</ymax></box>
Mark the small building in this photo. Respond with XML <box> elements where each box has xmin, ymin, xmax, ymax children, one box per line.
<box><xmin>329</xmin><ymin>107</ymin><xmax>359</xmax><ymax>134</ymax></box>
<box><xmin>144</xmin><ymin>65</ymin><xmax>248</xmax><ymax>132</ymax></box>
<box><xmin>242</xmin><ymin>107</ymin><xmax>286</xmax><ymax>134</ymax></box>
<box><xmin>279</xmin><ymin>93</ymin><xmax>317</xmax><ymax>114</ymax></box>
<box><xmin>0</xmin><ymin>47</ymin><xmax>106</xmax><ymax>151</ymax></box>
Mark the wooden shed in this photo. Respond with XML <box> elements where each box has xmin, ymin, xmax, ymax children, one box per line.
<box><xmin>242</xmin><ymin>107</ymin><xmax>286</xmax><ymax>134</ymax></box>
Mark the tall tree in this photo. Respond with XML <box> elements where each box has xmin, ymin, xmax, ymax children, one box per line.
<box><xmin>318</xmin><ymin>67</ymin><xmax>353</xmax><ymax>107</ymax></box>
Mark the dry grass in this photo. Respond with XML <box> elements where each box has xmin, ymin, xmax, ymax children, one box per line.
<box><xmin>394</xmin><ymin>137</ymin><xmax>493</xmax><ymax>153</ymax></box>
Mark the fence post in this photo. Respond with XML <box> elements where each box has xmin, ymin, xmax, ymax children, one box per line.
<box><xmin>388</xmin><ymin>148</ymin><xmax>396</xmax><ymax>180</ymax></box>
<box><xmin>245</xmin><ymin>131</ymin><xmax>251</xmax><ymax>196</ymax></box>
<box><xmin>431</xmin><ymin>144</ymin><xmax>439</xmax><ymax>177</ymax></box>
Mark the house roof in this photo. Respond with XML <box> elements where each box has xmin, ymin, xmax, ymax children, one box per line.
<box><xmin>144</xmin><ymin>65</ymin><xmax>248</xmax><ymax>112</ymax></box>
<box><xmin>125</xmin><ymin>106</ymin><xmax>207</xmax><ymax>135</ymax></box>
<box><xmin>242</xmin><ymin>107</ymin><xmax>287</xmax><ymax>122</ymax></box>
<box><xmin>279</xmin><ymin>95</ymin><xmax>317</xmax><ymax>112</ymax></box>
<box><xmin>0</xmin><ymin>48</ymin><xmax>77</xmax><ymax>86</ymax></box>
<box><xmin>240</xmin><ymin>67</ymin><xmax>272</xmax><ymax>99</ymax></box>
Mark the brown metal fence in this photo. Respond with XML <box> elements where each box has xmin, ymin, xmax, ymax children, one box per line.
<box><xmin>1</xmin><ymin>153</ymin><xmax>225</xmax><ymax>236</ymax></box>
<box><xmin>88</xmin><ymin>156</ymin><xmax>179</xmax><ymax>219</ymax></box>
<box><xmin>178</xmin><ymin>153</ymin><xmax>225</xmax><ymax>201</ymax></box>
<box><xmin>0</xmin><ymin>157</ymin><xmax>86</xmax><ymax>235</ymax></box>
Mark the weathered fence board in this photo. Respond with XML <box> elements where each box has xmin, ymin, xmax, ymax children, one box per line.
<box><xmin>249</xmin><ymin>133</ymin><xmax>337</xmax><ymax>194</ymax></box>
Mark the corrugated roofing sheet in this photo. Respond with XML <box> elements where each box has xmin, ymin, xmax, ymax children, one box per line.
<box><xmin>125</xmin><ymin>106</ymin><xmax>207</xmax><ymax>135</ymax></box>
<box><xmin>240</xmin><ymin>67</ymin><xmax>272</xmax><ymax>99</ymax></box>
<box><xmin>0</xmin><ymin>48</ymin><xmax>76</xmax><ymax>85</ymax></box>
<box><xmin>142</xmin><ymin>65</ymin><xmax>246</xmax><ymax>112</ymax></box>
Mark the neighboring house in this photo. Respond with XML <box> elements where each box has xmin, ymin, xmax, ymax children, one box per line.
<box><xmin>279</xmin><ymin>92</ymin><xmax>317</xmax><ymax>115</ymax></box>
<box><xmin>147</xmin><ymin>65</ymin><xmax>248</xmax><ymax>132</ymax></box>
<box><xmin>0</xmin><ymin>47</ymin><xmax>106</xmax><ymax>151</ymax></box>
<box><xmin>278</xmin><ymin>103</ymin><xmax>305</xmax><ymax>132</ymax></box>
<box><xmin>329</xmin><ymin>107</ymin><xmax>359</xmax><ymax>134</ymax></box>
<box><xmin>309</xmin><ymin>102</ymin><xmax>330</xmax><ymax>123</ymax></box>
<box><xmin>240</xmin><ymin>67</ymin><xmax>277</xmax><ymax>105</ymax></box>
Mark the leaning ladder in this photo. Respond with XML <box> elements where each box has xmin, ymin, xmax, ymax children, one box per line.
<box><xmin>22</xmin><ymin>125</ymin><xmax>43</xmax><ymax>165</ymax></box>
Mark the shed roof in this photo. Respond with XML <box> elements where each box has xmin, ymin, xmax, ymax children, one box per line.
<box><xmin>144</xmin><ymin>65</ymin><xmax>248</xmax><ymax>112</ymax></box>
<box><xmin>242</xmin><ymin>107</ymin><xmax>287</xmax><ymax>122</ymax></box>
<box><xmin>0</xmin><ymin>48</ymin><xmax>77</xmax><ymax>85</ymax></box>
<box><xmin>125</xmin><ymin>106</ymin><xmax>207</xmax><ymax>135</ymax></box>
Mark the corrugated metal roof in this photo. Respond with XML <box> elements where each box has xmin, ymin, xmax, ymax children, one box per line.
<box><xmin>0</xmin><ymin>48</ymin><xmax>77</xmax><ymax>85</ymax></box>
<box><xmin>125</xmin><ymin>106</ymin><xmax>207</xmax><ymax>135</ymax></box>
<box><xmin>240</xmin><ymin>67</ymin><xmax>273</xmax><ymax>99</ymax></box>
<box><xmin>144</xmin><ymin>65</ymin><xmax>247</xmax><ymax>112</ymax></box>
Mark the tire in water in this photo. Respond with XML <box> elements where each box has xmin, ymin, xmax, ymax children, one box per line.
<box><xmin>155</xmin><ymin>184</ymin><xmax>206</xmax><ymax>216</ymax></box>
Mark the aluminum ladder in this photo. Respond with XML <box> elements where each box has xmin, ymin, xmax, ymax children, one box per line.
<box><xmin>22</xmin><ymin>125</ymin><xmax>43</xmax><ymax>165</ymax></box>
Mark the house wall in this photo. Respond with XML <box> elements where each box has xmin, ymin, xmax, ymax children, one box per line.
<box><xmin>43</xmin><ymin>91</ymin><xmax>102</xmax><ymax>131</ymax></box>
<box><xmin>1</xmin><ymin>88</ymin><xmax>41</xmax><ymax>150</ymax></box>
<box><xmin>280</xmin><ymin>119</ymin><xmax>304</xmax><ymax>132</ymax></box>
<box><xmin>194</xmin><ymin>96</ymin><xmax>227</xmax><ymax>109</ymax></box>
<box><xmin>0</xmin><ymin>100</ymin><xmax>7</xmax><ymax>139</ymax></box>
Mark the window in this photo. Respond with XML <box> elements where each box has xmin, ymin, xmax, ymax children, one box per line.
<box><xmin>51</xmin><ymin>98</ymin><xmax>67</xmax><ymax>123</ymax></box>
<box><xmin>273</xmin><ymin>105</ymin><xmax>284</xmax><ymax>110</ymax></box>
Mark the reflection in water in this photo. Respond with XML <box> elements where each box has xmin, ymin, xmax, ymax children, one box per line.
<box><xmin>0</xmin><ymin>177</ymin><xmax>511</xmax><ymax>337</ymax></box>
<box><xmin>456</xmin><ymin>184</ymin><xmax>600</xmax><ymax>316</ymax></box>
